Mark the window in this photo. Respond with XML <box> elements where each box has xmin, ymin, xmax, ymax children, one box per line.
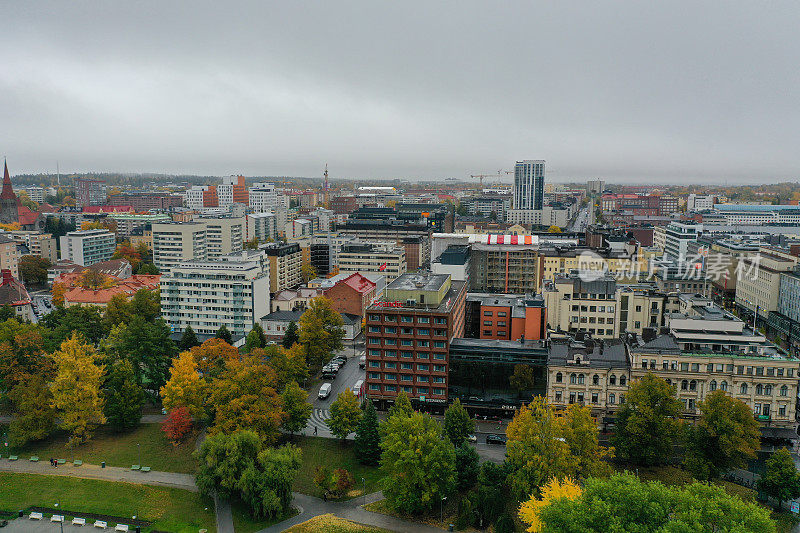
<box><xmin>779</xmin><ymin>405</ymin><xmax>787</xmax><ymax>417</ymax></box>
<box><xmin>721</xmin><ymin>380</ymin><xmax>728</xmax><ymax>392</ymax></box>
<box><xmin>483</xmin><ymin>311</ymin><xmax>493</xmax><ymax>316</ymax></box>
<box><xmin>781</xmin><ymin>385</ymin><xmax>789</xmax><ymax>397</ymax></box>
<box><xmin>369</xmin><ymin>349</ymin><xmax>380</xmax><ymax>356</ymax></box>
<box><xmin>416</xmin><ymin>387</ymin><xmax>428</xmax><ymax>395</ymax></box>
<box><xmin>401</xmin><ymin>316</ymin><xmax>412</xmax><ymax>323</ymax></box>
<box><xmin>593</xmin><ymin>374</ymin><xmax>600</xmax><ymax>385</ymax></box>
<box><xmin>689</xmin><ymin>380</ymin><xmax>697</xmax><ymax>391</ymax></box>
<box><xmin>385</xmin><ymin>385</ymin><xmax>397</xmax><ymax>392</ymax></box>
<box><xmin>418</xmin><ymin>317</ymin><xmax>430</xmax><ymax>323</ymax></box>
<box><xmin>433</xmin><ymin>376</ymin><xmax>445</xmax><ymax>383</ymax></box>
<box><xmin>578</xmin><ymin>374</ymin><xmax>585</xmax><ymax>385</ymax></box>
<box><xmin>619</xmin><ymin>394</ymin><xmax>625</xmax><ymax>404</ymax></box>
<box><xmin>765</xmin><ymin>384</ymin><xmax>773</xmax><ymax>396</ymax></box>
<box><xmin>433</xmin><ymin>388</ymin><xmax>445</xmax><ymax>395</ymax></box>
<box><xmin>401</xmin><ymin>363</ymin><xmax>412</xmax><ymax>370</ymax></box>
<box><xmin>369</xmin><ymin>326</ymin><xmax>380</xmax><ymax>333</ymax></box>
<box><xmin>369</xmin><ymin>372</ymin><xmax>381</xmax><ymax>379</ymax></box>
<box><xmin>401</xmin><ymin>385</ymin><xmax>412</xmax><ymax>393</ymax></box>
<box><xmin>401</xmin><ymin>339</ymin><xmax>413</xmax><ymax>346</ymax></box>
<box><xmin>401</xmin><ymin>351</ymin><xmax>412</xmax><ymax>358</ymax></box>
<box><xmin>710</xmin><ymin>380</ymin><xmax>717</xmax><ymax>391</ymax></box>
<box><xmin>384</xmin><ymin>373</ymin><xmax>396</xmax><ymax>380</ymax></box>
<box><xmin>681</xmin><ymin>380</ymin><xmax>688</xmax><ymax>391</ymax></box>
<box><xmin>609</xmin><ymin>375</ymin><xmax>616</xmax><ymax>385</ymax></box>
<box><xmin>642</xmin><ymin>360</ymin><xmax>648</xmax><ymax>369</ymax></box>
<box><xmin>691</xmin><ymin>363</ymin><xmax>699</xmax><ymax>372</ymax></box>
<box><xmin>577</xmin><ymin>393</ymin><xmax>584</xmax><ymax>403</ymax></box>
<box><xmin>663</xmin><ymin>361</ymin><xmax>669</xmax><ymax>370</ymax></box>
<box><xmin>417</xmin><ymin>375</ymin><xmax>428</xmax><ymax>382</ymax></box>
<box><xmin>497</xmin><ymin>321</ymin><xmax>506</xmax><ymax>327</ymax></box>
<box><xmin>385</xmin><ymin>350</ymin><xmax>397</xmax><ymax>357</ymax></box>
<box><xmin>619</xmin><ymin>375</ymin><xmax>627</xmax><ymax>386</ymax></box>
<box><xmin>401</xmin><ymin>327</ymin><xmax>413</xmax><ymax>335</ymax></box>
<box><xmin>418</xmin><ymin>340</ymin><xmax>429</xmax><ymax>347</ymax></box>
<box><xmin>433</xmin><ymin>365</ymin><xmax>445</xmax><ymax>372</ymax></box>
<box><xmin>570</xmin><ymin>373</ymin><xmax>577</xmax><ymax>384</ymax></box>
<box><xmin>434</xmin><ymin>329</ymin><xmax>446</xmax><ymax>336</ymax></box>
<box><xmin>569</xmin><ymin>392</ymin><xmax>576</xmax><ymax>404</ymax></box>
<box><xmin>401</xmin><ymin>374</ymin><xmax>412</xmax><ymax>381</ymax></box>
<box><xmin>498</xmin><ymin>311</ymin><xmax>507</xmax><ymax>317</ymax></box>
<box><xmin>609</xmin><ymin>393</ymin><xmax>616</xmax><ymax>404</ymax></box>
<box><xmin>756</xmin><ymin>384</ymin><xmax>763</xmax><ymax>395</ymax></box>
<box><xmin>417</xmin><ymin>364</ymin><xmax>429</xmax><ymax>371</ymax></box>
<box><xmin>369</xmin><ymin>361</ymin><xmax>380</xmax><ymax>368</ymax></box>
<box><xmin>435</xmin><ymin>317</ymin><xmax>447</xmax><ymax>324</ymax></box>
<box><xmin>416</xmin><ymin>352</ymin><xmax>428</xmax><ymax>359</ymax></box>
<box><xmin>483</xmin><ymin>320</ymin><xmax>492</xmax><ymax>326</ymax></box>
<box><xmin>385</xmin><ymin>338</ymin><xmax>396</xmax><ymax>345</ymax></box>
<box><xmin>556</xmin><ymin>372</ymin><xmax>563</xmax><ymax>383</ymax></box>
<box><xmin>483</xmin><ymin>330</ymin><xmax>492</xmax><ymax>336</ymax></box>
<box><xmin>434</xmin><ymin>341</ymin><xmax>446</xmax><ymax>348</ymax></box>
<box><xmin>417</xmin><ymin>328</ymin><xmax>429</xmax><ymax>336</ymax></box>
<box><xmin>369</xmin><ymin>384</ymin><xmax>381</xmax><ymax>391</ymax></box>
<box><xmin>385</xmin><ymin>362</ymin><xmax>396</xmax><ymax>369</ymax></box>
<box><xmin>740</xmin><ymin>383</ymin><xmax>748</xmax><ymax>394</ymax></box>
<box><xmin>555</xmin><ymin>391</ymin><xmax>562</xmax><ymax>402</ymax></box>
<box><xmin>369</xmin><ymin>314</ymin><xmax>381</xmax><ymax>321</ymax></box>
<box><xmin>433</xmin><ymin>353</ymin><xmax>446</xmax><ymax>360</ymax></box>
<box><xmin>385</xmin><ymin>326</ymin><xmax>396</xmax><ymax>334</ymax></box>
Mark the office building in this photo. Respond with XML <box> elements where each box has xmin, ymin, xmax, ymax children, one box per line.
<box><xmin>338</xmin><ymin>243</ymin><xmax>407</xmax><ymax>282</ymax></box>
<box><xmin>365</xmin><ymin>273</ymin><xmax>467</xmax><ymax>408</ymax></box>
<box><xmin>59</xmin><ymin>229</ymin><xmax>116</xmax><ymax>266</ymax></box>
<box><xmin>513</xmin><ymin>160</ymin><xmax>545</xmax><ymax>210</ymax></box>
<box><xmin>217</xmin><ymin>175</ymin><xmax>248</xmax><ymax>207</ymax></box>
<box><xmin>249</xmin><ymin>182</ymin><xmax>281</xmax><ymax>213</ymax></box>
<box><xmin>74</xmin><ymin>178</ymin><xmax>107</xmax><ymax>207</ymax></box>
<box><xmin>664</xmin><ymin>222</ymin><xmax>700</xmax><ymax>262</ymax></box>
<box><xmin>262</xmin><ymin>242</ymin><xmax>302</xmax><ymax>293</ymax></box>
<box><xmin>586</xmin><ymin>180</ymin><xmax>605</xmax><ymax>195</ymax></box>
<box><xmin>687</xmin><ymin>194</ymin><xmax>716</xmax><ymax>212</ymax></box>
<box><xmin>506</xmin><ymin>204</ymin><xmax>577</xmax><ymax>227</ymax></box>
<box><xmin>161</xmin><ymin>250</ymin><xmax>269</xmax><ymax>338</ymax></box>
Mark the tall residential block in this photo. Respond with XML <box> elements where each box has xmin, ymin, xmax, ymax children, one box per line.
<box><xmin>262</xmin><ymin>242</ymin><xmax>302</xmax><ymax>293</ymax></box>
<box><xmin>152</xmin><ymin>218</ymin><xmax>244</xmax><ymax>273</ymax></box>
<box><xmin>74</xmin><ymin>178</ymin><xmax>107</xmax><ymax>207</ymax></box>
<box><xmin>513</xmin><ymin>160</ymin><xmax>545</xmax><ymax>210</ymax></box>
<box><xmin>59</xmin><ymin>229</ymin><xmax>116</xmax><ymax>266</ymax></box>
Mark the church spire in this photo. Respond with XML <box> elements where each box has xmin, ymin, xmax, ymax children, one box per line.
<box><xmin>1</xmin><ymin>159</ymin><xmax>16</xmax><ymax>200</ymax></box>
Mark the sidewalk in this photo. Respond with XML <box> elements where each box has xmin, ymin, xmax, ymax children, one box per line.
<box><xmin>0</xmin><ymin>459</ymin><xmax>197</xmax><ymax>491</ymax></box>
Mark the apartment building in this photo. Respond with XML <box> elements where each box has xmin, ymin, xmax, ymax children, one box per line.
<box><xmin>262</xmin><ymin>242</ymin><xmax>302</xmax><ymax>293</ymax></box>
<box><xmin>108</xmin><ymin>212</ymin><xmax>171</xmax><ymax>238</ymax></box>
<box><xmin>365</xmin><ymin>273</ymin><xmax>467</xmax><ymax>409</ymax></box>
<box><xmin>217</xmin><ymin>175</ymin><xmax>248</xmax><ymax>207</ymax></box>
<box><xmin>664</xmin><ymin>222</ymin><xmax>699</xmax><ymax>262</ymax></box>
<box><xmin>735</xmin><ymin>247</ymin><xmax>798</xmax><ymax>323</ymax></box>
<box><xmin>107</xmin><ymin>192</ymin><xmax>183</xmax><ymax>211</ymax></box>
<box><xmin>59</xmin><ymin>229</ymin><xmax>116</xmax><ymax>266</ymax></box>
<box><xmin>202</xmin><ymin>216</ymin><xmax>244</xmax><ymax>259</ymax></box>
<box><xmin>160</xmin><ymin>250</ymin><xmax>269</xmax><ymax>338</ymax></box>
<box><xmin>338</xmin><ymin>243</ymin><xmax>407</xmax><ymax>282</ymax></box>
<box><xmin>462</xmin><ymin>195</ymin><xmax>511</xmax><ymax>220</ymax></box>
<box><xmin>506</xmin><ymin>204</ymin><xmax>577</xmax><ymax>228</ymax></box>
<box><xmin>246</xmin><ymin>212</ymin><xmax>277</xmax><ymax>243</ymax></box>
<box><xmin>20</xmin><ymin>232</ymin><xmax>58</xmax><ymax>263</ymax></box>
<box><xmin>0</xmin><ymin>235</ymin><xmax>19</xmax><ymax>278</ymax></box>
<box><xmin>74</xmin><ymin>178</ymin><xmax>107</xmax><ymax>207</ymax></box>
<box><xmin>543</xmin><ymin>271</ymin><xmax>664</xmax><ymax>339</ymax></box>
<box><xmin>547</xmin><ymin>336</ymin><xmax>630</xmax><ymax>422</ymax></box>
<box><xmin>539</xmin><ymin>243</ymin><xmax>646</xmax><ymax>283</ymax></box>
<box><xmin>152</xmin><ymin>221</ymin><xmax>208</xmax><ymax>273</ymax></box>
<box><xmin>468</xmin><ymin>243</ymin><xmax>543</xmax><ymax>294</ymax></box>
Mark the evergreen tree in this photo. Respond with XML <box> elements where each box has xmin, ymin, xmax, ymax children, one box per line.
<box><xmin>104</xmin><ymin>359</ymin><xmax>144</xmax><ymax>431</ymax></box>
<box><xmin>179</xmin><ymin>325</ymin><xmax>200</xmax><ymax>350</ymax></box>
<box><xmin>282</xmin><ymin>321</ymin><xmax>299</xmax><ymax>348</ymax></box>
<box><xmin>216</xmin><ymin>325</ymin><xmax>233</xmax><ymax>345</ymax></box>
<box><xmin>244</xmin><ymin>323</ymin><xmax>267</xmax><ymax>352</ymax></box>
<box><xmin>355</xmin><ymin>399</ymin><xmax>381</xmax><ymax>465</ymax></box>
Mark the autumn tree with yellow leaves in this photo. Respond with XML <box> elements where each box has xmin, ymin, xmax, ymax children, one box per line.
<box><xmin>160</xmin><ymin>351</ymin><xmax>208</xmax><ymax>420</ymax></box>
<box><xmin>50</xmin><ymin>333</ymin><xmax>106</xmax><ymax>446</ymax></box>
<box><xmin>519</xmin><ymin>478</ymin><xmax>582</xmax><ymax>533</ymax></box>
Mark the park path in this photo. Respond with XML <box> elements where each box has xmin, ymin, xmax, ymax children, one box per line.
<box><xmin>0</xmin><ymin>458</ymin><xmax>197</xmax><ymax>491</ymax></box>
<box><xmin>258</xmin><ymin>491</ymin><xmax>447</xmax><ymax>533</ymax></box>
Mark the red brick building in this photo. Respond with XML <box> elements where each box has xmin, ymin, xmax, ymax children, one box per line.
<box><xmin>465</xmin><ymin>294</ymin><xmax>546</xmax><ymax>341</ymax></box>
<box><xmin>324</xmin><ymin>272</ymin><xmax>376</xmax><ymax>319</ymax></box>
<box><xmin>365</xmin><ymin>273</ymin><xmax>467</xmax><ymax>410</ymax></box>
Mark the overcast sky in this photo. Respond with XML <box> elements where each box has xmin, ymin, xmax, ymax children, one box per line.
<box><xmin>2</xmin><ymin>2</ymin><xmax>800</xmax><ymax>183</ymax></box>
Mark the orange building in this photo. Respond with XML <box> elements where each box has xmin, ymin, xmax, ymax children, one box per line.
<box><xmin>202</xmin><ymin>186</ymin><xmax>218</xmax><ymax>207</ymax></box>
<box><xmin>465</xmin><ymin>293</ymin><xmax>546</xmax><ymax>341</ymax></box>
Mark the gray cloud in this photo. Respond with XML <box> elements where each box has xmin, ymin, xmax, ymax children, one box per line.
<box><xmin>2</xmin><ymin>1</ymin><xmax>800</xmax><ymax>183</ymax></box>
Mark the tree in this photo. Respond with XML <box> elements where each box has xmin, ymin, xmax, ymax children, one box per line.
<box><xmin>261</xmin><ymin>343</ymin><xmax>309</xmax><ymax>389</ymax></box>
<box><xmin>455</xmin><ymin>444</ymin><xmax>480</xmax><ymax>491</ymax></box>
<box><xmin>443</xmin><ymin>398</ymin><xmax>475</xmax><ymax>446</ymax></box>
<box><xmin>179</xmin><ymin>325</ymin><xmax>200</xmax><ymax>350</ymax></box>
<box><xmin>380</xmin><ymin>411</ymin><xmax>456</xmax><ymax>514</ymax></box>
<box><xmin>112</xmin><ymin>240</ymin><xmax>142</xmax><ymax>270</ymax></box>
<box><xmin>298</xmin><ymin>297</ymin><xmax>344</xmax><ymax>369</ymax></box>
<box><xmin>79</xmin><ymin>269</ymin><xmax>114</xmax><ymax>290</ymax></box>
<box><xmin>50</xmin><ymin>333</ymin><xmax>106</xmax><ymax>446</ymax></box>
<box><xmin>509</xmin><ymin>364</ymin><xmax>536</xmax><ymax>398</ymax></box>
<box><xmin>208</xmin><ymin>354</ymin><xmax>285</xmax><ymax>444</ymax></box>
<box><xmin>189</xmin><ymin>338</ymin><xmax>239</xmax><ymax>378</ymax></box>
<box><xmin>104</xmin><ymin>316</ymin><xmax>177</xmax><ymax>395</ymax></box>
<box><xmin>506</xmin><ymin>397</ymin><xmax>575</xmax><ymax>499</ymax></box>
<box><xmin>196</xmin><ymin>430</ymin><xmax>301</xmax><ymax>519</ymax></box>
<box><xmin>613</xmin><ymin>373</ymin><xmax>683</xmax><ymax>466</ymax></box>
<box><xmin>282</xmin><ymin>321</ymin><xmax>299</xmax><ymax>349</ymax></box>
<box><xmin>8</xmin><ymin>374</ymin><xmax>56</xmax><ymax>446</ymax></box>
<box><xmin>18</xmin><ymin>255</ymin><xmax>51</xmax><ymax>286</ymax></box>
<box><xmin>137</xmin><ymin>262</ymin><xmax>160</xmax><ymax>275</ymax></box>
<box><xmin>354</xmin><ymin>399</ymin><xmax>381</xmax><ymax>466</ymax></box>
<box><xmin>532</xmin><ymin>473</ymin><xmax>775</xmax><ymax>533</ymax></box>
<box><xmin>0</xmin><ymin>305</ymin><xmax>15</xmax><ymax>322</ymax></box>
<box><xmin>519</xmin><ymin>478</ymin><xmax>582</xmax><ymax>533</ymax></box>
<box><xmin>758</xmin><ymin>447</ymin><xmax>800</xmax><ymax>510</ymax></box>
<box><xmin>160</xmin><ymin>351</ymin><xmax>208</xmax><ymax>420</ymax></box>
<box><xmin>40</xmin><ymin>305</ymin><xmax>107</xmax><ymax>348</ymax></box>
<box><xmin>281</xmin><ymin>381</ymin><xmax>312</xmax><ymax>437</ymax></box>
<box><xmin>216</xmin><ymin>325</ymin><xmax>233</xmax><ymax>344</ymax></box>
<box><xmin>244</xmin><ymin>323</ymin><xmax>267</xmax><ymax>352</ymax></box>
<box><xmin>327</xmin><ymin>389</ymin><xmax>362</xmax><ymax>440</ymax></box>
<box><xmin>301</xmin><ymin>263</ymin><xmax>317</xmax><ymax>283</ymax></box>
<box><xmin>162</xmin><ymin>406</ymin><xmax>194</xmax><ymax>445</ymax></box>
<box><xmin>557</xmin><ymin>404</ymin><xmax>613</xmax><ymax>479</ymax></box>
<box><xmin>685</xmin><ymin>390</ymin><xmax>761</xmax><ymax>480</ymax></box>
<box><xmin>103</xmin><ymin>359</ymin><xmax>144</xmax><ymax>432</ymax></box>
<box><xmin>387</xmin><ymin>391</ymin><xmax>414</xmax><ymax>418</ymax></box>
<box><xmin>547</xmin><ymin>225</ymin><xmax>562</xmax><ymax>233</ymax></box>
<box><xmin>51</xmin><ymin>282</ymin><xmax>66</xmax><ymax>307</ymax></box>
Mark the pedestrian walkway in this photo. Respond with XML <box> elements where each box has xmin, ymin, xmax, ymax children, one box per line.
<box><xmin>258</xmin><ymin>491</ymin><xmax>446</xmax><ymax>533</ymax></box>
<box><xmin>308</xmin><ymin>408</ymin><xmax>331</xmax><ymax>429</ymax></box>
<box><xmin>0</xmin><ymin>458</ymin><xmax>197</xmax><ymax>491</ymax></box>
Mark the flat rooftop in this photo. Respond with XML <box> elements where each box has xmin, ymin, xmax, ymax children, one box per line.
<box><xmin>387</xmin><ymin>273</ymin><xmax>450</xmax><ymax>292</ymax></box>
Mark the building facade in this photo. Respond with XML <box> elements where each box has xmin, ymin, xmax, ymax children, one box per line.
<box><xmin>74</xmin><ymin>178</ymin><xmax>107</xmax><ymax>207</ymax></box>
<box><xmin>338</xmin><ymin>243</ymin><xmax>407</xmax><ymax>282</ymax></box>
<box><xmin>59</xmin><ymin>229</ymin><xmax>116</xmax><ymax>266</ymax></box>
<box><xmin>513</xmin><ymin>160</ymin><xmax>545</xmax><ymax>210</ymax></box>
<box><xmin>263</xmin><ymin>242</ymin><xmax>302</xmax><ymax>293</ymax></box>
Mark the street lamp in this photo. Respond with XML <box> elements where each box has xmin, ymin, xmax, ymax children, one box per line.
<box><xmin>54</xmin><ymin>503</ymin><xmax>63</xmax><ymax>533</ymax></box>
<box><xmin>362</xmin><ymin>477</ymin><xmax>366</xmax><ymax>506</ymax></box>
<box><xmin>137</xmin><ymin>443</ymin><xmax>140</xmax><ymax>467</ymax></box>
<box><xmin>440</xmin><ymin>496</ymin><xmax>447</xmax><ymax>524</ymax></box>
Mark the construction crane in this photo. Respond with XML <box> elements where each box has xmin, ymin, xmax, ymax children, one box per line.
<box><xmin>471</xmin><ymin>170</ymin><xmax>512</xmax><ymax>190</ymax></box>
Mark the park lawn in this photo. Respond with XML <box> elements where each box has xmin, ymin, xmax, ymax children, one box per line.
<box><xmin>288</xmin><ymin>436</ymin><xmax>382</xmax><ymax>499</ymax></box>
<box><xmin>0</xmin><ymin>472</ymin><xmax>215</xmax><ymax>532</ymax></box>
<box><xmin>285</xmin><ymin>514</ymin><xmax>391</xmax><ymax>533</ymax></box>
<box><xmin>231</xmin><ymin>502</ymin><xmax>298</xmax><ymax>533</ymax></box>
<box><xmin>2</xmin><ymin>423</ymin><xmax>197</xmax><ymax>473</ymax></box>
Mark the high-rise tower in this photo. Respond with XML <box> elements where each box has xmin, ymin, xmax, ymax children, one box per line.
<box><xmin>513</xmin><ymin>160</ymin><xmax>545</xmax><ymax>210</ymax></box>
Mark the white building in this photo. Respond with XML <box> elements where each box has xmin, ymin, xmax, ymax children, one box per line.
<box><xmin>513</xmin><ymin>160</ymin><xmax>545</xmax><ymax>210</ymax></box>
<box><xmin>249</xmin><ymin>182</ymin><xmax>279</xmax><ymax>213</ymax></box>
<box><xmin>246</xmin><ymin>212</ymin><xmax>278</xmax><ymax>243</ymax></box>
<box><xmin>664</xmin><ymin>222</ymin><xmax>700</xmax><ymax>262</ymax></box>
<box><xmin>202</xmin><ymin>216</ymin><xmax>244</xmax><ymax>260</ymax></box>
<box><xmin>184</xmin><ymin>186</ymin><xmax>210</xmax><ymax>210</ymax></box>
<box><xmin>153</xmin><ymin>217</ymin><xmax>245</xmax><ymax>273</ymax></box>
<box><xmin>160</xmin><ymin>249</ymin><xmax>270</xmax><ymax>338</ymax></box>
<box><xmin>59</xmin><ymin>229</ymin><xmax>116</xmax><ymax>266</ymax></box>
<box><xmin>506</xmin><ymin>204</ymin><xmax>576</xmax><ymax>227</ymax></box>
<box><xmin>687</xmin><ymin>194</ymin><xmax>716</xmax><ymax>212</ymax></box>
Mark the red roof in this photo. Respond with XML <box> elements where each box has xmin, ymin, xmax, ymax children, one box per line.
<box><xmin>340</xmin><ymin>273</ymin><xmax>376</xmax><ymax>294</ymax></box>
<box><xmin>17</xmin><ymin>206</ymin><xmax>40</xmax><ymax>226</ymax></box>
<box><xmin>63</xmin><ymin>274</ymin><xmax>160</xmax><ymax>305</ymax></box>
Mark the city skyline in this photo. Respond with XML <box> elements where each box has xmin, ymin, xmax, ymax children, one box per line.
<box><xmin>3</xmin><ymin>2</ymin><xmax>800</xmax><ymax>183</ymax></box>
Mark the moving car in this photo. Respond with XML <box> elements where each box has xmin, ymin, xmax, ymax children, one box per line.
<box><xmin>318</xmin><ymin>383</ymin><xmax>332</xmax><ymax>399</ymax></box>
<box><xmin>358</xmin><ymin>355</ymin><xmax>366</xmax><ymax>369</ymax></box>
<box><xmin>486</xmin><ymin>433</ymin><xmax>507</xmax><ymax>445</ymax></box>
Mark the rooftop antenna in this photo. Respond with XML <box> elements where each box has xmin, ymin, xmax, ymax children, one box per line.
<box><xmin>323</xmin><ymin>164</ymin><xmax>329</xmax><ymax>208</ymax></box>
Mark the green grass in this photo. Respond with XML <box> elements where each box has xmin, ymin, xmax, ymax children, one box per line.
<box><xmin>285</xmin><ymin>514</ymin><xmax>391</xmax><ymax>532</ymax></box>
<box><xmin>231</xmin><ymin>502</ymin><xmax>298</xmax><ymax>533</ymax></box>
<box><xmin>287</xmin><ymin>436</ymin><xmax>382</xmax><ymax>499</ymax></box>
<box><xmin>0</xmin><ymin>472</ymin><xmax>215</xmax><ymax>532</ymax></box>
<box><xmin>2</xmin><ymin>423</ymin><xmax>197</xmax><ymax>473</ymax></box>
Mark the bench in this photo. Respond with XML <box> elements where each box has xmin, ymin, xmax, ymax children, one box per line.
<box><xmin>73</xmin><ymin>459</ymin><xmax>83</xmax><ymax>466</ymax></box>
<box><xmin>29</xmin><ymin>512</ymin><xmax>43</xmax><ymax>520</ymax></box>
<box><xmin>114</xmin><ymin>524</ymin><xmax>129</xmax><ymax>532</ymax></box>
<box><xmin>51</xmin><ymin>515</ymin><xmax>64</xmax><ymax>523</ymax></box>
<box><xmin>57</xmin><ymin>459</ymin><xmax>66</xmax><ymax>465</ymax></box>
<box><xmin>29</xmin><ymin>456</ymin><xmax>39</xmax><ymax>462</ymax></box>
<box><xmin>72</xmin><ymin>517</ymin><xmax>86</xmax><ymax>526</ymax></box>
<box><xmin>140</xmin><ymin>466</ymin><xmax>150</xmax><ymax>472</ymax></box>
<box><xmin>130</xmin><ymin>464</ymin><xmax>140</xmax><ymax>470</ymax></box>
<box><xmin>93</xmin><ymin>520</ymin><xmax>107</xmax><ymax>528</ymax></box>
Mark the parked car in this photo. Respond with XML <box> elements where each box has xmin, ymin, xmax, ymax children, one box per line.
<box><xmin>358</xmin><ymin>355</ymin><xmax>366</xmax><ymax>369</ymax></box>
<box><xmin>486</xmin><ymin>434</ymin><xmax>507</xmax><ymax>445</ymax></box>
<box><xmin>318</xmin><ymin>383</ymin><xmax>332</xmax><ymax>399</ymax></box>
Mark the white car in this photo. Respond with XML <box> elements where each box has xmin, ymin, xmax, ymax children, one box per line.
<box><xmin>318</xmin><ymin>383</ymin><xmax>332</xmax><ymax>400</ymax></box>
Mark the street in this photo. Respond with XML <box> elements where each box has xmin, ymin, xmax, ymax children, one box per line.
<box><xmin>567</xmin><ymin>206</ymin><xmax>589</xmax><ymax>233</ymax></box>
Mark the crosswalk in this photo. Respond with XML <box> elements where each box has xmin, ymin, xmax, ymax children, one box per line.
<box><xmin>308</xmin><ymin>408</ymin><xmax>330</xmax><ymax>431</ymax></box>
